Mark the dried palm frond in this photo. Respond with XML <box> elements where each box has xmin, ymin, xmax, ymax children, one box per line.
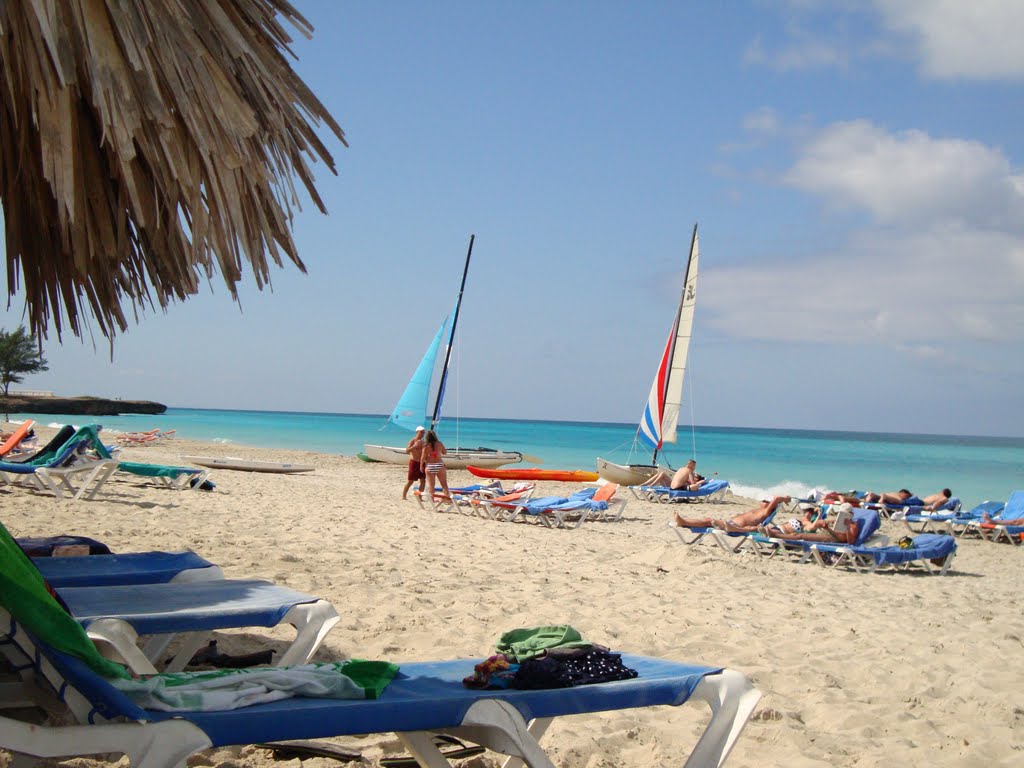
<box><xmin>0</xmin><ymin>0</ymin><xmax>345</xmax><ymax>341</ymax></box>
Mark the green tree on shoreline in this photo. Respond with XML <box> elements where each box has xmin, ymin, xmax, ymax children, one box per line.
<box><xmin>0</xmin><ymin>326</ymin><xmax>49</xmax><ymax>421</ymax></box>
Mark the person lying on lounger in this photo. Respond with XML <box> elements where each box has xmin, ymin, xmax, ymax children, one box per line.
<box><xmin>641</xmin><ymin>459</ymin><xmax>707</xmax><ymax>491</ymax></box>
<box><xmin>673</xmin><ymin>495</ymin><xmax>791</xmax><ymax>532</ymax></box>
<box><xmin>920</xmin><ymin>489</ymin><xmax>953</xmax><ymax>510</ymax></box>
<box><xmin>764</xmin><ymin>504</ymin><xmax>827</xmax><ymax>535</ymax></box>
<box><xmin>982</xmin><ymin>511</ymin><xmax>1024</xmax><ymax>525</ymax></box>
<box><xmin>863</xmin><ymin>488</ymin><xmax>913</xmax><ymax>505</ymax></box>
<box><xmin>818</xmin><ymin>491</ymin><xmax>864</xmax><ymax>505</ymax></box>
<box><xmin>759</xmin><ymin>511</ymin><xmax>860</xmax><ymax>545</ymax></box>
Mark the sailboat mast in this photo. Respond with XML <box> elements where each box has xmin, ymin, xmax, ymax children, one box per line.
<box><xmin>431</xmin><ymin>234</ymin><xmax>475</xmax><ymax>428</ymax></box>
<box><xmin>652</xmin><ymin>222</ymin><xmax>698</xmax><ymax>465</ymax></box>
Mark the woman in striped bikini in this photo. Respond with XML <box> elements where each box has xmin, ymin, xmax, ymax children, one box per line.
<box><xmin>420</xmin><ymin>429</ymin><xmax>451</xmax><ymax>501</ymax></box>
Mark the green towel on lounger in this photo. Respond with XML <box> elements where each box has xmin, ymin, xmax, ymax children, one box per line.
<box><xmin>0</xmin><ymin>520</ymin><xmax>130</xmax><ymax>679</ymax></box>
<box><xmin>111</xmin><ymin>659</ymin><xmax>399</xmax><ymax>711</ymax></box>
<box><xmin>496</xmin><ymin>625</ymin><xmax>592</xmax><ymax>661</ymax></box>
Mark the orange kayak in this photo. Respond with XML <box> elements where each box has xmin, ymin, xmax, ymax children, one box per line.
<box><xmin>467</xmin><ymin>466</ymin><xmax>599</xmax><ymax>482</ymax></box>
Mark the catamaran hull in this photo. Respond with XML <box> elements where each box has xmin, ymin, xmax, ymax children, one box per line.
<box><xmin>596</xmin><ymin>458</ymin><xmax>661</xmax><ymax>486</ymax></box>
<box><xmin>362</xmin><ymin>444</ymin><xmax>522</xmax><ymax>469</ymax></box>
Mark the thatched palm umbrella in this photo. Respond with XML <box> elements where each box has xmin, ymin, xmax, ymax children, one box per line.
<box><xmin>0</xmin><ymin>0</ymin><xmax>345</xmax><ymax>341</ymax></box>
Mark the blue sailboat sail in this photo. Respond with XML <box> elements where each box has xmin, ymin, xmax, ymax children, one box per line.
<box><xmin>389</xmin><ymin>317</ymin><xmax>448</xmax><ymax>432</ymax></box>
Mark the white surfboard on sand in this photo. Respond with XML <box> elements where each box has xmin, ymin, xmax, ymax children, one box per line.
<box><xmin>181</xmin><ymin>456</ymin><xmax>314</xmax><ymax>474</ymax></box>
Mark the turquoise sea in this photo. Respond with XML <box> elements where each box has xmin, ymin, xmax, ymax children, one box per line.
<box><xmin>11</xmin><ymin>407</ymin><xmax>1023</xmax><ymax>511</ymax></box>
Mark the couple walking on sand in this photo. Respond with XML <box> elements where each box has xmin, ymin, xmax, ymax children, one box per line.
<box><xmin>402</xmin><ymin>426</ymin><xmax>451</xmax><ymax>500</ymax></box>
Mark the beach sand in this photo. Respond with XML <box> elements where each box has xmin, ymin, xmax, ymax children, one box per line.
<box><xmin>2</xmin><ymin>426</ymin><xmax>1022</xmax><ymax>767</ymax></box>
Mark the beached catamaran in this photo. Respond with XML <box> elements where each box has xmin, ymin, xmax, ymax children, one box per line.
<box><xmin>597</xmin><ymin>223</ymin><xmax>701</xmax><ymax>485</ymax></box>
<box><xmin>362</xmin><ymin>236</ymin><xmax>523</xmax><ymax>469</ymax></box>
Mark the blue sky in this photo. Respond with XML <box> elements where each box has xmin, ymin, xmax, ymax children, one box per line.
<box><xmin>3</xmin><ymin>1</ymin><xmax>1023</xmax><ymax>437</ymax></box>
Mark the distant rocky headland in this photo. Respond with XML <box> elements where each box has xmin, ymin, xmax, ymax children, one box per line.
<box><xmin>3</xmin><ymin>394</ymin><xmax>166</xmax><ymax>416</ymax></box>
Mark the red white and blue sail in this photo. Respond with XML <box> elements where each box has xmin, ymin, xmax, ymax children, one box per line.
<box><xmin>638</xmin><ymin>226</ymin><xmax>700</xmax><ymax>455</ymax></box>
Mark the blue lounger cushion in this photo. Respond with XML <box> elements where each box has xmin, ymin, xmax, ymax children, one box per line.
<box><xmin>987</xmin><ymin>490</ymin><xmax>1024</xmax><ymax>522</ymax></box>
<box><xmin>866</xmin><ymin>534</ymin><xmax>957</xmax><ymax>566</ymax></box>
<box><xmin>33</xmin><ymin>551</ymin><xmax>217</xmax><ymax>588</ymax></box>
<box><xmin>46</xmin><ymin>645</ymin><xmax>721</xmax><ymax>747</ymax></box>
<box><xmin>653</xmin><ymin>479</ymin><xmax>729</xmax><ymax>498</ymax></box>
<box><xmin>59</xmin><ymin>579</ymin><xmax>323</xmax><ymax>635</ymax></box>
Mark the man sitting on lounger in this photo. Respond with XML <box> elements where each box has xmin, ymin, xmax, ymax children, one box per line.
<box><xmin>863</xmin><ymin>488</ymin><xmax>913</xmax><ymax>505</ymax></box>
<box><xmin>674</xmin><ymin>495</ymin><xmax>791</xmax><ymax>532</ymax></box>
<box><xmin>642</xmin><ymin>459</ymin><xmax>707</xmax><ymax>491</ymax></box>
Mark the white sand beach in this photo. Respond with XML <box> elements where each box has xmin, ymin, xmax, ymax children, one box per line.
<box><xmin>3</xmin><ymin>426</ymin><xmax>1023</xmax><ymax>768</ymax></box>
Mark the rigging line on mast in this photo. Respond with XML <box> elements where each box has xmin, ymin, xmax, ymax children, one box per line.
<box><xmin>688</xmin><ymin>364</ymin><xmax>698</xmax><ymax>462</ymax></box>
<box><xmin>455</xmin><ymin>329</ymin><xmax>461</xmax><ymax>449</ymax></box>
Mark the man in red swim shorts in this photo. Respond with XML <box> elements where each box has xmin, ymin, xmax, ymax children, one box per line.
<box><xmin>402</xmin><ymin>426</ymin><xmax>427</xmax><ymax>499</ymax></box>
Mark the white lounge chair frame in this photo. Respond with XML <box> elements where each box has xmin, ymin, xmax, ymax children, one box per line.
<box><xmin>84</xmin><ymin>597</ymin><xmax>340</xmax><ymax>674</ymax></box>
<box><xmin>1</xmin><ymin>458</ymin><xmax>120</xmax><ymax>501</ymax></box>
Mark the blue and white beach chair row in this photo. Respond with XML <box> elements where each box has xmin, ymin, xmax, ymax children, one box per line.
<box><xmin>1</xmin><ymin>525</ymin><xmax>761</xmax><ymax>767</ymax></box>
<box><xmin>673</xmin><ymin>507</ymin><xmax>959</xmax><ymax>575</ymax></box>
<box><xmin>420</xmin><ymin>484</ymin><xmax>628</xmax><ymax>528</ymax></box>
<box><xmin>630</xmin><ymin>478</ymin><xmax>731</xmax><ymax>503</ymax></box>
<box><xmin>0</xmin><ymin>424</ymin><xmax>211</xmax><ymax>500</ymax></box>
<box><xmin>899</xmin><ymin>491</ymin><xmax>1024</xmax><ymax>545</ymax></box>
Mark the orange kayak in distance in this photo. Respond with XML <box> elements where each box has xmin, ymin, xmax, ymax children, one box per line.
<box><xmin>467</xmin><ymin>466</ymin><xmax>599</xmax><ymax>482</ymax></box>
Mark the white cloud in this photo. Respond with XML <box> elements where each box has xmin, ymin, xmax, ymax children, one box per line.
<box><xmin>784</xmin><ymin>120</ymin><xmax>1024</xmax><ymax>229</ymax></box>
<box><xmin>701</xmin><ymin>225</ymin><xmax>1024</xmax><ymax>348</ymax></box>
<box><xmin>747</xmin><ymin>0</ymin><xmax>1024</xmax><ymax>80</ymax></box>
<box><xmin>744</xmin><ymin>34</ymin><xmax>849</xmax><ymax>72</ymax></box>
<box><xmin>743</xmin><ymin>106</ymin><xmax>785</xmax><ymax>137</ymax></box>
<box><xmin>707</xmin><ymin>118</ymin><xmax>1024</xmax><ymax>348</ymax></box>
<box><xmin>874</xmin><ymin>0</ymin><xmax>1024</xmax><ymax>79</ymax></box>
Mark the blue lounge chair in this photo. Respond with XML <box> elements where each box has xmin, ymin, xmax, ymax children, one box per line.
<box><xmin>809</xmin><ymin>532</ymin><xmax>958</xmax><ymax>575</ymax></box>
<box><xmin>58</xmin><ymin>578</ymin><xmax>340</xmax><ymax>674</ymax></box>
<box><xmin>871</xmin><ymin>495</ymin><xmax>961</xmax><ymax>522</ymax></box>
<box><xmin>33</xmin><ymin>551</ymin><xmax>223</xmax><ymax>588</ymax></box>
<box><xmin>56</xmin><ymin>424</ymin><xmax>212</xmax><ymax>491</ymax></box>
<box><xmin>963</xmin><ymin>490</ymin><xmax>1024</xmax><ymax>544</ymax></box>
<box><xmin>0</xmin><ymin>517</ymin><xmax>761</xmax><ymax>768</ymax></box>
<box><xmin>746</xmin><ymin>508</ymin><xmax>882</xmax><ymax>562</ymax></box>
<box><xmin>634</xmin><ymin>478</ymin><xmax>731</xmax><ymax>503</ymax></box>
<box><xmin>939</xmin><ymin>500</ymin><xmax>1005</xmax><ymax>537</ymax></box>
<box><xmin>417</xmin><ymin>481</ymin><xmax>535</xmax><ymax>514</ymax></box>
<box><xmin>670</xmin><ymin>504</ymin><xmax>785</xmax><ymax>552</ymax></box>
<box><xmin>0</xmin><ymin>438</ymin><xmax>119</xmax><ymax>501</ymax></box>
<box><xmin>482</xmin><ymin>488</ymin><xmax>624</xmax><ymax>528</ymax></box>
<box><xmin>1</xmin><ymin>610</ymin><xmax>761</xmax><ymax>768</ymax></box>
<box><xmin>895</xmin><ymin>497</ymin><xmax>974</xmax><ymax>533</ymax></box>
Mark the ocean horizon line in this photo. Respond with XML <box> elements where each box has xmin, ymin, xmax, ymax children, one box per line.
<box><xmin>165</xmin><ymin>406</ymin><xmax>1024</xmax><ymax>445</ymax></box>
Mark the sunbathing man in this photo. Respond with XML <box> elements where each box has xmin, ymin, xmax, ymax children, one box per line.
<box><xmin>819</xmin><ymin>491</ymin><xmax>864</xmax><ymax>506</ymax></box>
<box><xmin>920</xmin><ymin>489</ymin><xmax>953</xmax><ymax>511</ymax></box>
<box><xmin>863</xmin><ymin>488</ymin><xmax>913</xmax><ymax>505</ymax></box>
<box><xmin>674</xmin><ymin>495</ymin><xmax>791</xmax><ymax>532</ymax></box>
<box><xmin>642</xmin><ymin>459</ymin><xmax>707</xmax><ymax>491</ymax></box>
